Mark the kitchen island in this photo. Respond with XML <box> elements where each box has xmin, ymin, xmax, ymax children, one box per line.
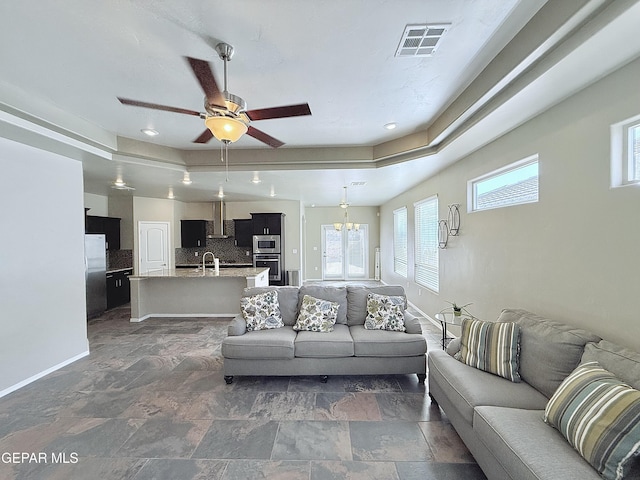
<box><xmin>129</xmin><ymin>267</ymin><xmax>269</xmax><ymax>322</ymax></box>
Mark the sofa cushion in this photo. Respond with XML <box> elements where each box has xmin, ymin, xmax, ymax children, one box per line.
<box><xmin>221</xmin><ymin>326</ymin><xmax>297</xmax><ymax>360</ymax></box>
<box><xmin>581</xmin><ymin>340</ymin><xmax>640</xmax><ymax>390</ymax></box>
<box><xmin>364</xmin><ymin>293</ymin><xmax>406</xmax><ymax>332</ymax></box>
<box><xmin>346</xmin><ymin>285</ymin><xmax>406</xmax><ymax>326</ymax></box>
<box><xmin>350</xmin><ymin>325</ymin><xmax>426</xmax><ymax>357</ymax></box>
<box><xmin>294</xmin><ymin>324</ymin><xmax>354</xmax><ymax>358</ymax></box>
<box><xmin>428</xmin><ymin>349</ymin><xmax>548</xmax><ymax>425</ymax></box>
<box><xmin>544</xmin><ymin>362</ymin><xmax>640</xmax><ymax>480</ymax></box>
<box><xmin>474</xmin><ymin>406</ymin><xmax>603</xmax><ymax>480</ymax></box>
<box><xmin>240</xmin><ymin>290</ymin><xmax>284</xmax><ymax>331</ymax></box>
<box><xmin>243</xmin><ymin>286</ymin><xmax>300</xmax><ymax>326</ymax></box>
<box><xmin>299</xmin><ymin>286</ymin><xmax>348</xmax><ymax>324</ymax></box>
<box><xmin>455</xmin><ymin>318</ymin><xmax>521</xmax><ymax>382</ymax></box>
<box><xmin>497</xmin><ymin>309</ymin><xmax>601</xmax><ymax>398</ymax></box>
<box><xmin>293</xmin><ymin>295</ymin><xmax>339</xmax><ymax>333</ymax></box>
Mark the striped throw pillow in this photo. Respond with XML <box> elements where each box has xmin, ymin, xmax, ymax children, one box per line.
<box><xmin>544</xmin><ymin>362</ymin><xmax>640</xmax><ymax>480</ymax></box>
<box><xmin>455</xmin><ymin>318</ymin><xmax>521</xmax><ymax>382</ymax></box>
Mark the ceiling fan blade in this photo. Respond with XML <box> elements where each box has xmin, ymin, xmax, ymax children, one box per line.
<box><xmin>117</xmin><ymin>97</ymin><xmax>202</xmax><ymax>117</ymax></box>
<box><xmin>245</xmin><ymin>103</ymin><xmax>312</xmax><ymax>121</ymax></box>
<box><xmin>247</xmin><ymin>126</ymin><xmax>284</xmax><ymax>148</ymax></box>
<box><xmin>193</xmin><ymin>129</ymin><xmax>214</xmax><ymax>144</ymax></box>
<box><xmin>185</xmin><ymin>57</ymin><xmax>226</xmax><ymax>108</ymax></box>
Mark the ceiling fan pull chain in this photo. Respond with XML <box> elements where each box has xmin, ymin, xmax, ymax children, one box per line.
<box><xmin>225</xmin><ymin>142</ymin><xmax>229</xmax><ymax>182</ymax></box>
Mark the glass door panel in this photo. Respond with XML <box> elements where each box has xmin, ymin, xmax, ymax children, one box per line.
<box><xmin>322</xmin><ymin>225</ymin><xmax>368</xmax><ymax>280</ymax></box>
<box><xmin>322</xmin><ymin>226</ymin><xmax>343</xmax><ymax>280</ymax></box>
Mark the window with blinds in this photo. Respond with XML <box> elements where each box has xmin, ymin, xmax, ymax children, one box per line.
<box><xmin>629</xmin><ymin>122</ymin><xmax>640</xmax><ymax>182</ymax></box>
<box><xmin>393</xmin><ymin>207</ymin><xmax>407</xmax><ymax>277</ymax></box>
<box><xmin>414</xmin><ymin>196</ymin><xmax>439</xmax><ymax>292</ymax></box>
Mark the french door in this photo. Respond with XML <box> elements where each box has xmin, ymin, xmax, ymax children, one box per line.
<box><xmin>321</xmin><ymin>224</ymin><xmax>369</xmax><ymax>280</ymax></box>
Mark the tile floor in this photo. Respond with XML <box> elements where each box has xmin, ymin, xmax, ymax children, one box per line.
<box><xmin>0</xmin><ymin>305</ymin><xmax>486</xmax><ymax>480</ymax></box>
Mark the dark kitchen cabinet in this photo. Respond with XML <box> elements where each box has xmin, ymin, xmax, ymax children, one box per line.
<box><xmin>181</xmin><ymin>220</ymin><xmax>207</xmax><ymax>247</ymax></box>
<box><xmin>86</xmin><ymin>215</ymin><xmax>121</xmax><ymax>250</ymax></box>
<box><xmin>233</xmin><ymin>219</ymin><xmax>253</xmax><ymax>247</ymax></box>
<box><xmin>251</xmin><ymin>213</ymin><xmax>284</xmax><ymax>235</ymax></box>
<box><xmin>106</xmin><ymin>269</ymin><xmax>132</xmax><ymax>309</ymax></box>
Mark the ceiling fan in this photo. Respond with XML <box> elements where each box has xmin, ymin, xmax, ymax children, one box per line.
<box><xmin>117</xmin><ymin>42</ymin><xmax>311</xmax><ymax>148</ymax></box>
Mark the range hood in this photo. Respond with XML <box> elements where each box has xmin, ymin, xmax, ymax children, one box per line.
<box><xmin>208</xmin><ymin>201</ymin><xmax>229</xmax><ymax>238</ymax></box>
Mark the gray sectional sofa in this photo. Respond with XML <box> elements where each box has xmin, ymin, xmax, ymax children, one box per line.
<box><xmin>428</xmin><ymin>308</ymin><xmax>640</xmax><ymax>480</ymax></box>
<box><xmin>222</xmin><ymin>285</ymin><xmax>427</xmax><ymax>383</ymax></box>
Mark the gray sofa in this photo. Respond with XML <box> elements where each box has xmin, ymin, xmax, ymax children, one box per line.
<box><xmin>428</xmin><ymin>308</ymin><xmax>640</xmax><ymax>480</ymax></box>
<box><xmin>222</xmin><ymin>285</ymin><xmax>427</xmax><ymax>383</ymax></box>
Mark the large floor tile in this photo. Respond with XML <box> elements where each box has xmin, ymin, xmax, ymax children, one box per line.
<box><xmin>223</xmin><ymin>460</ymin><xmax>310</xmax><ymax>480</ymax></box>
<box><xmin>310</xmin><ymin>460</ymin><xmax>400</xmax><ymax>480</ymax></box>
<box><xmin>272</xmin><ymin>421</ymin><xmax>352</xmax><ymax>461</ymax></box>
<box><xmin>395</xmin><ymin>461</ymin><xmax>487</xmax><ymax>480</ymax></box>
<box><xmin>117</xmin><ymin>418</ymin><xmax>211</xmax><ymax>458</ymax></box>
<box><xmin>349</xmin><ymin>421</ymin><xmax>433</xmax><ymax>462</ymax></box>
<box><xmin>314</xmin><ymin>392</ymin><xmax>382</xmax><ymax>421</ymax></box>
<box><xmin>191</xmin><ymin>419</ymin><xmax>279</xmax><ymax>459</ymax></box>
<box><xmin>133</xmin><ymin>458</ymin><xmax>228</xmax><ymax>480</ymax></box>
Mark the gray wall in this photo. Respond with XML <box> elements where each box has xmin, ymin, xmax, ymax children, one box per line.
<box><xmin>0</xmin><ymin>138</ymin><xmax>88</xmax><ymax>395</ymax></box>
<box><xmin>380</xmin><ymin>56</ymin><xmax>640</xmax><ymax>351</ymax></box>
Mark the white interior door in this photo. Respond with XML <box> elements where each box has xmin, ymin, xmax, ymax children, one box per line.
<box><xmin>321</xmin><ymin>224</ymin><xmax>368</xmax><ymax>280</ymax></box>
<box><xmin>138</xmin><ymin>221</ymin><xmax>170</xmax><ymax>275</ymax></box>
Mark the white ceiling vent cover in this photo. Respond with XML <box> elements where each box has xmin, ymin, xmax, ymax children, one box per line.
<box><xmin>395</xmin><ymin>24</ymin><xmax>450</xmax><ymax>57</ymax></box>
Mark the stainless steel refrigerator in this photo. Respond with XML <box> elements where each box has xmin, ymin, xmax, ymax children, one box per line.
<box><xmin>85</xmin><ymin>234</ymin><xmax>107</xmax><ymax>318</ymax></box>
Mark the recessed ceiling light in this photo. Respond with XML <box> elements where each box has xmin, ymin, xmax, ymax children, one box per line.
<box><xmin>218</xmin><ymin>186</ymin><xmax>225</xmax><ymax>198</ymax></box>
<box><xmin>141</xmin><ymin>128</ymin><xmax>159</xmax><ymax>137</ymax></box>
<box><xmin>251</xmin><ymin>172</ymin><xmax>262</xmax><ymax>184</ymax></box>
<box><xmin>182</xmin><ymin>172</ymin><xmax>192</xmax><ymax>185</ymax></box>
<box><xmin>167</xmin><ymin>187</ymin><xmax>175</xmax><ymax>199</ymax></box>
<box><xmin>384</xmin><ymin>122</ymin><xmax>397</xmax><ymax>130</ymax></box>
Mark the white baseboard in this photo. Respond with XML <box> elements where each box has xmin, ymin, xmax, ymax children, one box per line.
<box><xmin>130</xmin><ymin>313</ymin><xmax>238</xmax><ymax>323</ymax></box>
<box><xmin>0</xmin><ymin>348</ymin><xmax>90</xmax><ymax>398</ymax></box>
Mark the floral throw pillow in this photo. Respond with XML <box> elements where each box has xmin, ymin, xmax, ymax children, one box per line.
<box><xmin>364</xmin><ymin>293</ymin><xmax>406</xmax><ymax>332</ymax></box>
<box><xmin>293</xmin><ymin>295</ymin><xmax>339</xmax><ymax>333</ymax></box>
<box><xmin>240</xmin><ymin>290</ymin><xmax>284</xmax><ymax>332</ymax></box>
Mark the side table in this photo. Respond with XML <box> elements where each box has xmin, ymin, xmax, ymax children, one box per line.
<box><xmin>435</xmin><ymin>312</ymin><xmax>471</xmax><ymax>349</ymax></box>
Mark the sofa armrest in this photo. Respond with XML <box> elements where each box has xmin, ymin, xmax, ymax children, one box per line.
<box><xmin>227</xmin><ymin>314</ymin><xmax>247</xmax><ymax>336</ymax></box>
<box><xmin>404</xmin><ymin>311</ymin><xmax>422</xmax><ymax>335</ymax></box>
<box><xmin>446</xmin><ymin>337</ymin><xmax>461</xmax><ymax>356</ymax></box>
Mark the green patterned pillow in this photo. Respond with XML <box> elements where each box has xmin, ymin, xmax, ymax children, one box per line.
<box><xmin>364</xmin><ymin>293</ymin><xmax>406</xmax><ymax>332</ymax></box>
<box><xmin>293</xmin><ymin>295</ymin><xmax>339</xmax><ymax>333</ymax></box>
<box><xmin>455</xmin><ymin>318</ymin><xmax>521</xmax><ymax>382</ymax></box>
<box><xmin>544</xmin><ymin>362</ymin><xmax>640</xmax><ymax>480</ymax></box>
<box><xmin>240</xmin><ymin>290</ymin><xmax>284</xmax><ymax>331</ymax></box>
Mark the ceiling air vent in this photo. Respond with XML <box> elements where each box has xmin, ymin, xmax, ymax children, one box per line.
<box><xmin>395</xmin><ymin>24</ymin><xmax>450</xmax><ymax>57</ymax></box>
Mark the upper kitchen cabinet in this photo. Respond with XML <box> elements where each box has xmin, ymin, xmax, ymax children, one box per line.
<box><xmin>233</xmin><ymin>219</ymin><xmax>253</xmax><ymax>247</ymax></box>
<box><xmin>181</xmin><ymin>220</ymin><xmax>207</xmax><ymax>247</ymax></box>
<box><xmin>251</xmin><ymin>213</ymin><xmax>284</xmax><ymax>235</ymax></box>
<box><xmin>86</xmin><ymin>215</ymin><xmax>121</xmax><ymax>250</ymax></box>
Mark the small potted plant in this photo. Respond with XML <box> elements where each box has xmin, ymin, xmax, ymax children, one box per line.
<box><xmin>444</xmin><ymin>301</ymin><xmax>473</xmax><ymax>317</ymax></box>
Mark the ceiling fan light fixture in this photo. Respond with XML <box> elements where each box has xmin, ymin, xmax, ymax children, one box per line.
<box><xmin>205</xmin><ymin>115</ymin><xmax>248</xmax><ymax>143</ymax></box>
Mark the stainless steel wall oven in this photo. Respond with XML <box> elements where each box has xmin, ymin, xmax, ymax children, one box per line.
<box><xmin>253</xmin><ymin>254</ymin><xmax>281</xmax><ymax>283</ymax></box>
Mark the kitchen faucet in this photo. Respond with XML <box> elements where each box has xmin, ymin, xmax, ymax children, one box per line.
<box><xmin>202</xmin><ymin>251</ymin><xmax>215</xmax><ymax>273</ymax></box>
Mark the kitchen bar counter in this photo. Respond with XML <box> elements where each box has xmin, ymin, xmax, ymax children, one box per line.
<box><xmin>131</xmin><ymin>267</ymin><xmax>267</xmax><ymax>279</ymax></box>
<box><xmin>129</xmin><ymin>267</ymin><xmax>269</xmax><ymax>322</ymax></box>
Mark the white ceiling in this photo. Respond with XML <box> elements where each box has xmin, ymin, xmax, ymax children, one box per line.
<box><xmin>1</xmin><ymin>0</ymin><xmax>639</xmax><ymax>206</ymax></box>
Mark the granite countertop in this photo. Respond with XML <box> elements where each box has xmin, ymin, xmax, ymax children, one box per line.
<box><xmin>106</xmin><ymin>267</ymin><xmax>134</xmax><ymax>274</ymax></box>
<box><xmin>175</xmin><ymin>263</ymin><xmax>253</xmax><ymax>268</ymax></box>
<box><xmin>130</xmin><ymin>267</ymin><xmax>269</xmax><ymax>279</ymax></box>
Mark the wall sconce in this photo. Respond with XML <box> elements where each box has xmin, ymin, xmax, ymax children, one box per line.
<box><xmin>448</xmin><ymin>204</ymin><xmax>461</xmax><ymax>235</ymax></box>
<box><xmin>438</xmin><ymin>220</ymin><xmax>449</xmax><ymax>248</ymax></box>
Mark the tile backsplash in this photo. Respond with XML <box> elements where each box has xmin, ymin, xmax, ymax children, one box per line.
<box><xmin>175</xmin><ymin>220</ymin><xmax>253</xmax><ymax>265</ymax></box>
<box><xmin>107</xmin><ymin>249</ymin><xmax>133</xmax><ymax>271</ymax></box>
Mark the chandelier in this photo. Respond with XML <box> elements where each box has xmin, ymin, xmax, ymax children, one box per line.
<box><xmin>334</xmin><ymin>186</ymin><xmax>360</xmax><ymax>231</ymax></box>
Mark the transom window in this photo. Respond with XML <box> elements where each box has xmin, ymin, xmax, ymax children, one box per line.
<box><xmin>611</xmin><ymin>115</ymin><xmax>640</xmax><ymax>187</ymax></box>
<box><xmin>468</xmin><ymin>155</ymin><xmax>539</xmax><ymax>212</ymax></box>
